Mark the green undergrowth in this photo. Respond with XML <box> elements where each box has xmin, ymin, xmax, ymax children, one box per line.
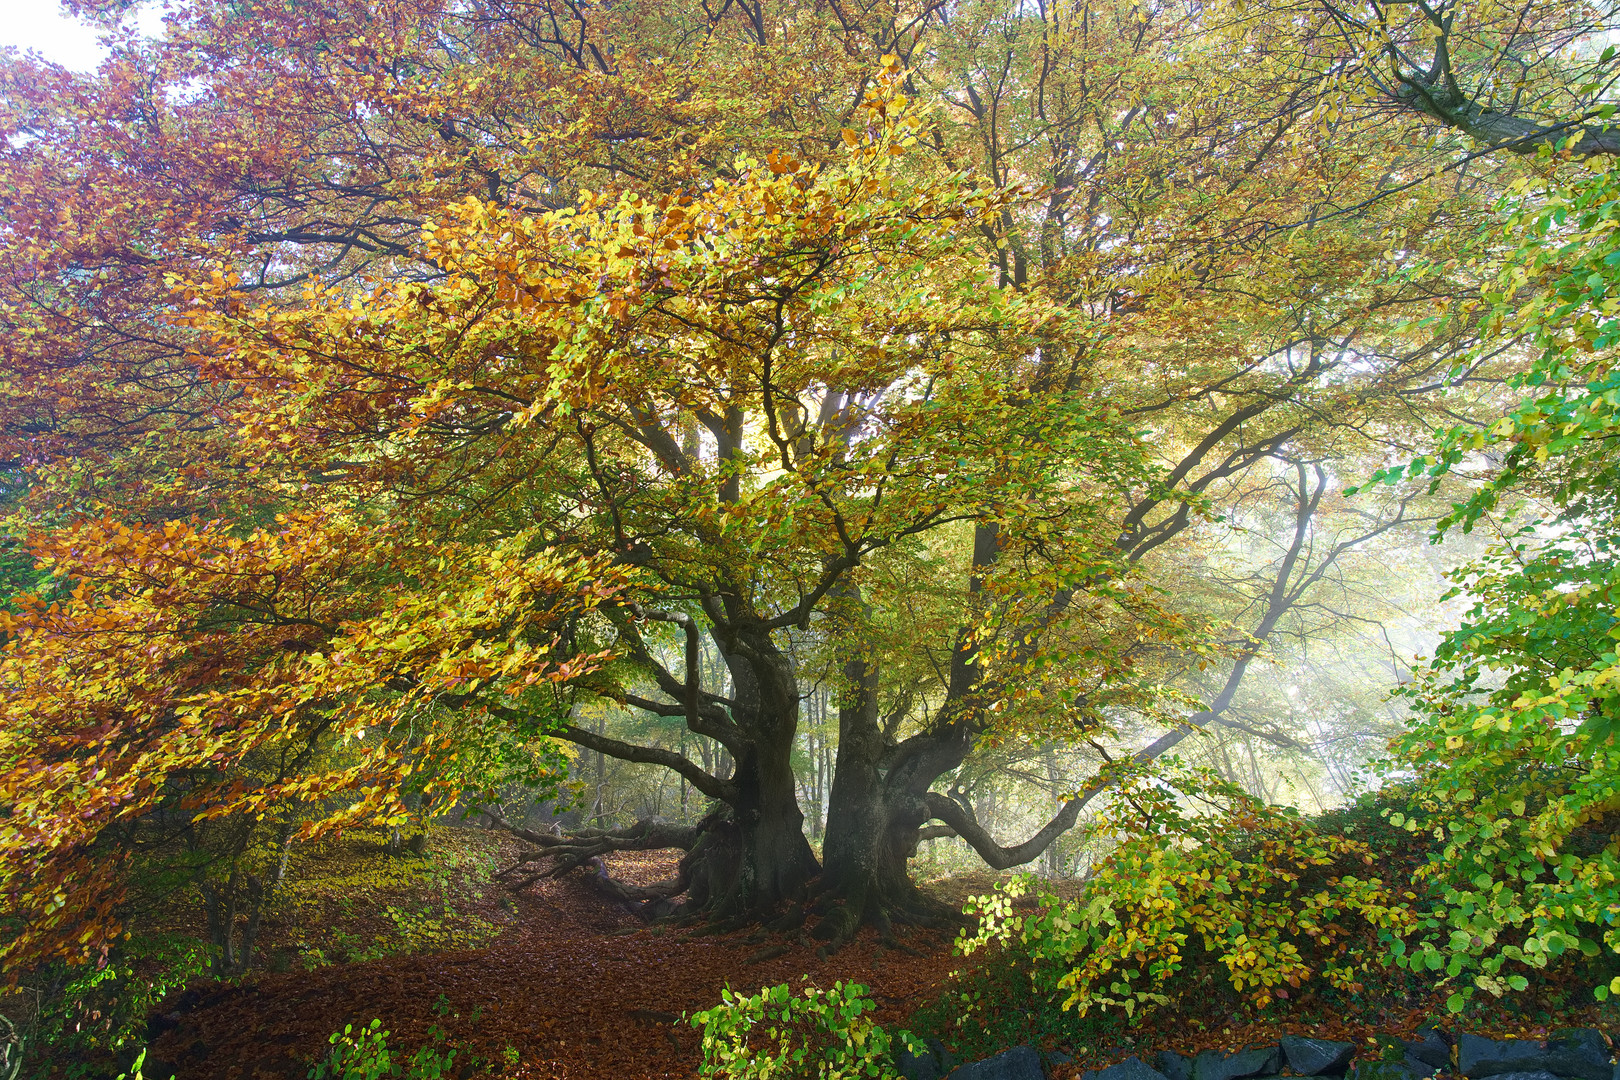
<box><xmin>306</xmin><ymin>997</ymin><xmax>520</xmax><ymax>1080</ymax></box>
<box><xmin>907</xmin><ymin>943</ymin><xmax>1129</xmax><ymax>1065</ymax></box>
<box><xmin>690</xmin><ymin>980</ymin><xmax>925</xmax><ymax>1080</ymax></box>
<box><xmin>271</xmin><ymin>826</ymin><xmax>509</xmax><ymax>968</ymax></box>
<box><xmin>3</xmin><ymin>826</ymin><xmax>513</xmax><ymax>1080</ymax></box>
<box><xmin>898</xmin><ymin>784</ymin><xmax>1620</xmax><ymax>1069</ymax></box>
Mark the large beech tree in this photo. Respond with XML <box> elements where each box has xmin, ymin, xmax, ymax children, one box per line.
<box><xmin>172</xmin><ymin>75</ymin><xmax>1177</xmax><ymax>928</ymax></box>
<box><xmin>1</xmin><ymin>0</ymin><xmax>1608</xmax><ymax>961</ymax></box>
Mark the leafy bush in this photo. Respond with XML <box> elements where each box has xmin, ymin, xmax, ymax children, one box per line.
<box><xmin>690</xmin><ymin>980</ymin><xmax>921</xmax><ymax>1080</ymax></box>
<box><xmin>6</xmin><ymin>934</ymin><xmax>208</xmax><ymax>1080</ymax></box>
<box><xmin>113</xmin><ymin>1049</ymin><xmax>172</xmax><ymax>1080</ymax></box>
<box><xmin>307</xmin><ymin>1019</ymin><xmax>459</xmax><ymax>1080</ymax></box>
<box><xmin>1376</xmin><ymin>531</ymin><xmax>1620</xmax><ymax>1012</ymax></box>
<box><xmin>905</xmin><ymin>938</ymin><xmax>1126</xmax><ymax>1066</ymax></box>
<box><xmin>1360</xmin><ymin>159</ymin><xmax>1620</xmax><ymax>1012</ymax></box>
<box><xmin>958</xmin><ymin>764</ymin><xmax>1417</xmax><ymax>1017</ymax></box>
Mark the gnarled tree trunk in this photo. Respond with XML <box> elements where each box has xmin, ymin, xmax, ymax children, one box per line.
<box><xmin>683</xmin><ymin>625</ymin><xmax>819</xmax><ymax>918</ymax></box>
<box><xmin>813</xmin><ymin>651</ymin><xmax>973</xmax><ymax>950</ymax></box>
<box><xmin>513</xmin><ymin>617</ymin><xmax>819</xmax><ymax>923</ymax></box>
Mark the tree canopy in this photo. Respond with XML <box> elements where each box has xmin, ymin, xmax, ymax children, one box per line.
<box><xmin>1</xmin><ymin>0</ymin><xmax>1614</xmax><ymax>987</ymax></box>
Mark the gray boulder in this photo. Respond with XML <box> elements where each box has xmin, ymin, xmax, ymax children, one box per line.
<box><xmin>1543</xmin><ymin>1030</ymin><xmax>1612</xmax><ymax>1080</ymax></box>
<box><xmin>950</xmin><ymin>1044</ymin><xmax>1046</xmax><ymax>1080</ymax></box>
<box><xmin>1348</xmin><ymin>1061</ymin><xmax>1430</xmax><ymax>1080</ymax></box>
<box><xmin>900</xmin><ymin>1044</ymin><xmax>942</xmax><ymax>1080</ymax></box>
<box><xmin>1078</xmin><ymin>1056</ymin><xmax>1173</xmax><ymax>1080</ymax></box>
<box><xmin>1461</xmin><ymin>1037</ymin><xmax>1553</xmax><ymax>1079</ymax></box>
<box><xmin>1282</xmin><ymin>1036</ymin><xmax>1357</xmax><ymax>1076</ymax></box>
<box><xmin>1459</xmin><ymin>1036</ymin><xmax>1603</xmax><ymax>1080</ymax></box>
<box><xmin>1404</xmin><ymin>1031</ymin><xmax>1451</xmax><ymax>1071</ymax></box>
<box><xmin>1194</xmin><ymin>1046</ymin><xmax>1284</xmax><ymax>1080</ymax></box>
<box><xmin>1157</xmin><ymin>1052</ymin><xmax>1193</xmax><ymax>1080</ymax></box>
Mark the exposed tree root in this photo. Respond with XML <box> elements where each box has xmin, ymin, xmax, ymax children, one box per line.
<box><xmin>483</xmin><ymin>810</ymin><xmax>707</xmax><ymax>919</ymax></box>
<box><xmin>785</xmin><ymin>874</ymin><xmax>963</xmax><ymax>959</ymax></box>
<box><xmin>745</xmin><ymin>943</ymin><xmax>793</xmax><ymax>965</ymax></box>
<box><xmin>482</xmin><ymin>808</ymin><xmax>959</xmax><ymax>953</ymax></box>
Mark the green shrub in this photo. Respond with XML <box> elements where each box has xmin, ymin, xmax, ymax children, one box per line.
<box><xmin>6</xmin><ymin>934</ymin><xmax>208</xmax><ymax>1080</ymax></box>
<box><xmin>690</xmin><ymin>980</ymin><xmax>922</xmax><ymax>1080</ymax></box>
<box><xmin>307</xmin><ymin>1020</ymin><xmax>459</xmax><ymax>1080</ymax></box>
<box><xmin>957</xmin><ymin>764</ymin><xmax>1416</xmax><ymax>1018</ymax></box>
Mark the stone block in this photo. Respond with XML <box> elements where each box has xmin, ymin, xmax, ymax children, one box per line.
<box><xmin>1077</xmin><ymin>1055</ymin><xmax>1174</xmax><ymax>1080</ymax></box>
<box><xmin>1460</xmin><ymin>1036</ymin><xmax>1573</xmax><ymax>1080</ymax></box>
<box><xmin>1543</xmin><ymin>1029</ymin><xmax>1612</xmax><ymax>1080</ymax></box>
<box><xmin>1194</xmin><ymin>1046</ymin><xmax>1283</xmax><ymax>1080</ymax></box>
<box><xmin>1404</xmin><ymin>1031</ymin><xmax>1451</xmax><ymax>1071</ymax></box>
<box><xmin>1282</xmin><ymin>1036</ymin><xmax>1357</xmax><ymax>1076</ymax></box>
<box><xmin>901</xmin><ymin>1043</ymin><xmax>942</xmax><ymax>1080</ymax></box>
<box><xmin>1348</xmin><ymin>1061</ymin><xmax>1427</xmax><ymax>1080</ymax></box>
<box><xmin>950</xmin><ymin>1044</ymin><xmax>1047</xmax><ymax>1080</ymax></box>
<box><xmin>1157</xmin><ymin>1051</ymin><xmax>1193</xmax><ymax>1080</ymax></box>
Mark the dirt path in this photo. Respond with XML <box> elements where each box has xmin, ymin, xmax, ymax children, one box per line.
<box><xmin>148</xmin><ymin>852</ymin><xmax>958</xmax><ymax>1079</ymax></box>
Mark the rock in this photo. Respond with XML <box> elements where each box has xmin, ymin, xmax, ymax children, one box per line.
<box><xmin>1404</xmin><ymin>1032</ymin><xmax>1451</xmax><ymax>1071</ymax></box>
<box><xmin>1543</xmin><ymin>1030</ymin><xmax>1612</xmax><ymax>1080</ymax></box>
<box><xmin>1193</xmin><ymin>1046</ymin><xmax>1284</xmax><ymax>1080</ymax></box>
<box><xmin>931</xmin><ymin>1038</ymin><xmax>961</xmax><ymax>1075</ymax></box>
<box><xmin>1473</xmin><ymin>1073</ymin><xmax>1562</xmax><ymax>1080</ymax></box>
<box><xmin>1157</xmin><ymin>1052</ymin><xmax>1193</xmax><ymax>1080</ymax></box>
<box><xmin>1047</xmin><ymin>1050</ymin><xmax>1075</xmax><ymax>1070</ymax></box>
<box><xmin>1078</xmin><ymin>1056</ymin><xmax>1172</xmax><ymax>1080</ymax></box>
<box><xmin>950</xmin><ymin>1044</ymin><xmax>1046</xmax><ymax>1080</ymax></box>
<box><xmin>1348</xmin><ymin>1061</ymin><xmax>1428</xmax><ymax>1080</ymax></box>
<box><xmin>1460</xmin><ymin>1037</ymin><xmax>1565</xmax><ymax>1079</ymax></box>
<box><xmin>1082</xmin><ymin>1062</ymin><xmax>1172</xmax><ymax>1080</ymax></box>
<box><xmin>900</xmin><ymin>1044</ymin><xmax>943</xmax><ymax>1080</ymax></box>
<box><xmin>1282</xmin><ymin>1036</ymin><xmax>1357</xmax><ymax>1076</ymax></box>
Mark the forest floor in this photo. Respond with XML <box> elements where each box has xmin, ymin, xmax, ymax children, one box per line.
<box><xmin>144</xmin><ymin>830</ymin><xmax>962</xmax><ymax>1080</ymax></box>
<box><xmin>137</xmin><ymin>826</ymin><xmax>1616</xmax><ymax>1080</ymax></box>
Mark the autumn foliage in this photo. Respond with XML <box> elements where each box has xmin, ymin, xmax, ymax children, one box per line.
<box><xmin>0</xmin><ymin>510</ymin><xmax>620</xmax><ymax>973</ymax></box>
<box><xmin>956</xmin><ymin>767</ymin><xmax>1419</xmax><ymax>1018</ymax></box>
<box><xmin>3</xmin><ymin>0</ymin><xmax>1619</xmax><ymax>1065</ymax></box>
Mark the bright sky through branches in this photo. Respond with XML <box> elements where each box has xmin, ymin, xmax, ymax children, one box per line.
<box><xmin>0</xmin><ymin>1</ymin><xmax>161</xmax><ymax>71</ymax></box>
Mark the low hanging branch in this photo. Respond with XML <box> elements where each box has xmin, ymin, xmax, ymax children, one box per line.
<box><xmin>478</xmin><ymin>809</ymin><xmax>705</xmax><ymax>910</ymax></box>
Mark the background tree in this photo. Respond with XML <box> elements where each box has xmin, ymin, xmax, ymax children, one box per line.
<box><xmin>0</xmin><ymin>510</ymin><xmax>619</xmax><ymax>975</ymax></box>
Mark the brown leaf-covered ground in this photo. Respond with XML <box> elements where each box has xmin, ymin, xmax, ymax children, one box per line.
<box><xmin>137</xmin><ymin>830</ymin><xmax>1618</xmax><ymax>1080</ymax></box>
<box><xmin>147</xmin><ymin>846</ymin><xmax>959</xmax><ymax>1079</ymax></box>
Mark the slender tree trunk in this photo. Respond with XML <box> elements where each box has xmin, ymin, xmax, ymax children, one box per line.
<box><xmin>680</xmin><ymin>731</ymin><xmax>689</xmax><ymax>819</ymax></box>
<box><xmin>594</xmin><ymin>713</ymin><xmax>606</xmax><ymax>827</ymax></box>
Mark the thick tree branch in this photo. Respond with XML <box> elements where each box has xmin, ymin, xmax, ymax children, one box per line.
<box><xmin>554</xmin><ymin>722</ymin><xmax>737</xmax><ymax>802</ymax></box>
<box><xmin>922</xmin><ymin>790</ymin><xmax>1092</xmax><ymax>870</ymax></box>
<box><xmin>630</xmin><ymin>603</ymin><xmax>703</xmax><ymax>730</ymax></box>
<box><xmin>486</xmin><ymin>703</ymin><xmax>738</xmax><ymax>802</ymax></box>
<box><xmin>1390</xmin><ymin>81</ymin><xmax>1620</xmax><ymax>157</ymax></box>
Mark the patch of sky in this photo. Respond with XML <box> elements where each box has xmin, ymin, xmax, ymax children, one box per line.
<box><xmin>0</xmin><ymin>1</ymin><xmax>165</xmax><ymax>72</ymax></box>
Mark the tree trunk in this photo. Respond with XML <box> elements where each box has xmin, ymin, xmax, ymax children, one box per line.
<box><xmin>646</xmin><ymin>625</ymin><xmax>818</xmax><ymax>921</ymax></box>
<box><xmin>813</xmin><ymin>652</ymin><xmax>961</xmax><ymax>949</ymax></box>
